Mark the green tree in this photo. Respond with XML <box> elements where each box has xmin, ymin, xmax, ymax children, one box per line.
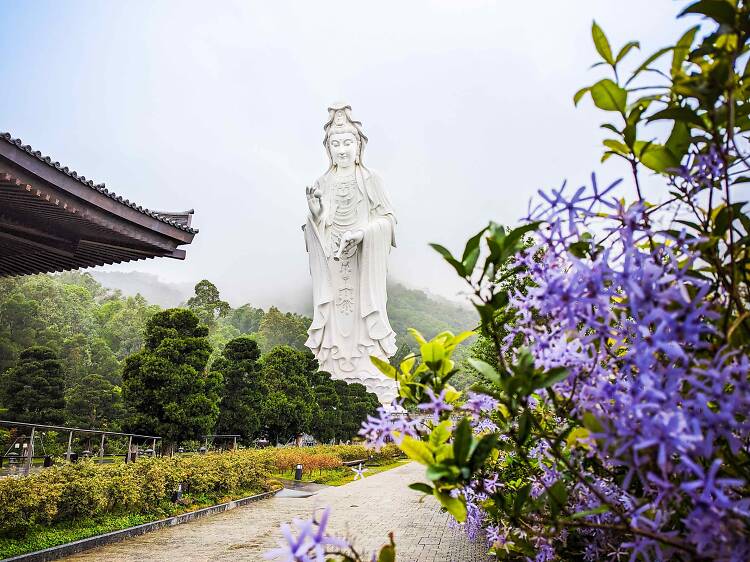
<box><xmin>309</xmin><ymin>372</ymin><xmax>342</xmax><ymax>444</ymax></box>
<box><xmin>122</xmin><ymin>309</ymin><xmax>221</xmax><ymax>453</ymax></box>
<box><xmin>334</xmin><ymin>380</ymin><xmax>380</xmax><ymax>441</ymax></box>
<box><xmin>258</xmin><ymin>307</ymin><xmax>311</xmax><ymax>351</ymax></box>
<box><xmin>0</xmin><ymin>346</ymin><xmax>65</xmax><ymax>424</ymax></box>
<box><xmin>213</xmin><ymin>336</ymin><xmax>264</xmax><ymax>443</ymax></box>
<box><xmin>258</xmin><ymin>346</ymin><xmax>316</xmax><ymax>443</ymax></box>
<box><xmin>186</xmin><ymin>280</ymin><xmax>230</xmax><ymax>330</ymax></box>
<box><xmin>226</xmin><ymin>304</ymin><xmax>265</xmax><ymax>334</ymax></box>
<box><xmin>64</xmin><ymin>374</ymin><xmax>124</xmax><ymax>429</ymax></box>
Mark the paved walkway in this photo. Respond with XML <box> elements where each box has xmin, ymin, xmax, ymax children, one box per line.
<box><xmin>64</xmin><ymin>462</ymin><xmax>491</xmax><ymax>561</ymax></box>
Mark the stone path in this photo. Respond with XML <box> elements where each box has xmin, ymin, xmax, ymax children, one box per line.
<box><xmin>63</xmin><ymin>462</ymin><xmax>491</xmax><ymax>561</ymax></box>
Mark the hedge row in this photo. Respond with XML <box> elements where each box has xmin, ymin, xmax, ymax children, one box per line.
<box><xmin>0</xmin><ymin>445</ymin><xmax>402</xmax><ymax>538</ymax></box>
<box><xmin>266</xmin><ymin>443</ymin><xmax>402</xmax><ymax>474</ymax></box>
<box><xmin>0</xmin><ymin>450</ymin><xmax>272</xmax><ymax>537</ymax></box>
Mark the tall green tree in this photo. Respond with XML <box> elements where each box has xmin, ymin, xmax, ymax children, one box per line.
<box><xmin>186</xmin><ymin>280</ymin><xmax>230</xmax><ymax>330</ymax></box>
<box><xmin>258</xmin><ymin>307</ymin><xmax>311</xmax><ymax>351</ymax></box>
<box><xmin>226</xmin><ymin>304</ymin><xmax>265</xmax><ymax>334</ymax></box>
<box><xmin>333</xmin><ymin>380</ymin><xmax>380</xmax><ymax>441</ymax></box>
<box><xmin>0</xmin><ymin>346</ymin><xmax>65</xmax><ymax>424</ymax></box>
<box><xmin>213</xmin><ymin>336</ymin><xmax>264</xmax><ymax>443</ymax></box>
<box><xmin>258</xmin><ymin>345</ymin><xmax>316</xmax><ymax>443</ymax></box>
<box><xmin>122</xmin><ymin>309</ymin><xmax>221</xmax><ymax>452</ymax></box>
<box><xmin>64</xmin><ymin>374</ymin><xmax>124</xmax><ymax>429</ymax></box>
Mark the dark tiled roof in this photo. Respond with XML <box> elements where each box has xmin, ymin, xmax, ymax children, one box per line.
<box><xmin>0</xmin><ymin>132</ymin><xmax>197</xmax><ymax>233</ymax></box>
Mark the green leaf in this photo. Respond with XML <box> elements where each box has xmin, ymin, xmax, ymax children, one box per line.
<box><xmin>582</xmin><ymin>411</ymin><xmax>604</xmax><ymax>433</ymax></box>
<box><xmin>513</xmin><ymin>483</ymin><xmax>531</xmax><ymax>517</ymax></box>
<box><xmin>671</xmin><ymin>26</ymin><xmax>699</xmax><ymax>76</ymax></box>
<box><xmin>429</xmin><ymin>243</ymin><xmax>466</xmax><ymax>277</ymax></box>
<box><xmin>370</xmin><ymin>356</ymin><xmax>397</xmax><ymax>379</ymax></box>
<box><xmin>436</xmin><ymin>490</ymin><xmax>467</xmax><ymax>522</ymax></box>
<box><xmin>591</xmin><ymin>21</ymin><xmax>614</xmax><ymax>65</ymax></box>
<box><xmin>615</xmin><ymin>41</ymin><xmax>640</xmax><ymax>63</ymax></box>
<box><xmin>451</xmin><ymin>331</ymin><xmax>476</xmax><ymax>346</ymax></box>
<box><xmin>626</xmin><ymin>46</ymin><xmax>673</xmax><ymax>85</ymax></box>
<box><xmin>408</xmin><ymin>482</ymin><xmax>434</xmax><ymax>495</ymax></box>
<box><xmin>429</xmin><ymin>420</ymin><xmax>452</xmax><ymax>447</ymax></box>
<box><xmin>679</xmin><ymin>1</ymin><xmax>736</xmax><ymax>25</ymax></box>
<box><xmin>401</xmin><ymin>436</ymin><xmax>434</xmax><ymax>465</ymax></box>
<box><xmin>470</xmin><ymin>433</ymin><xmax>499</xmax><ymax>471</ymax></box>
<box><xmin>634</xmin><ymin>141</ymin><xmax>681</xmax><ymax>173</ymax></box>
<box><xmin>548</xmin><ymin>480</ymin><xmax>569</xmax><ymax>519</ymax></box>
<box><xmin>517</xmin><ymin>410</ymin><xmax>531</xmax><ymax>445</ymax></box>
<box><xmin>665</xmin><ymin>121</ymin><xmax>691</xmax><ymax>161</ymax></box>
<box><xmin>590</xmin><ymin>79</ymin><xmax>627</xmax><ymax>113</ymax></box>
<box><xmin>420</xmin><ymin>341</ymin><xmax>445</xmax><ymax>365</ymax></box>
<box><xmin>569</xmin><ymin>505</ymin><xmax>611</xmax><ymax>519</ymax></box>
<box><xmin>603</xmin><ymin>139</ymin><xmax>630</xmax><ymax>155</ymax></box>
<box><xmin>453</xmin><ymin>417</ymin><xmax>473</xmax><ymax>464</ymax></box>
<box><xmin>536</xmin><ymin>367</ymin><xmax>569</xmax><ymax>390</ymax></box>
<box><xmin>408</xmin><ymin>328</ymin><xmax>427</xmax><ymax>345</ymax></box>
<box><xmin>573</xmin><ymin>86</ymin><xmax>590</xmax><ymax>106</ymax></box>
<box><xmin>425</xmin><ymin>464</ymin><xmax>453</xmax><ymax>481</ymax></box>
<box><xmin>377</xmin><ymin>544</ymin><xmax>396</xmax><ymax>562</ymax></box>
<box><xmin>400</xmin><ymin>354</ymin><xmax>417</xmax><ymax>374</ymax></box>
<box><xmin>467</xmin><ymin>358</ymin><xmax>502</xmax><ymax>385</ymax></box>
<box><xmin>461</xmin><ymin>227</ymin><xmax>488</xmax><ymax>275</ymax></box>
<box><xmin>647</xmin><ymin>106</ymin><xmax>703</xmax><ymax>127</ymax></box>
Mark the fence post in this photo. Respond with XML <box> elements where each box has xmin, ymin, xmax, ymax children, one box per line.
<box><xmin>66</xmin><ymin>431</ymin><xmax>73</xmax><ymax>462</ymax></box>
<box><xmin>152</xmin><ymin>438</ymin><xmax>157</xmax><ymax>457</ymax></box>
<box><xmin>126</xmin><ymin>435</ymin><xmax>133</xmax><ymax>463</ymax></box>
<box><xmin>25</xmin><ymin>427</ymin><xmax>35</xmax><ymax>475</ymax></box>
<box><xmin>100</xmin><ymin>434</ymin><xmax>105</xmax><ymax>460</ymax></box>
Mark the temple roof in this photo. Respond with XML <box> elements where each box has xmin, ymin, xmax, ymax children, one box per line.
<box><xmin>0</xmin><ymin>132</ymin><xmax>198</xmax><ymax>276</ymax></box>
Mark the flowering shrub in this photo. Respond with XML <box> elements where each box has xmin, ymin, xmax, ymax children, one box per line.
<box><xmin>268</xmin><ymin>2</ymin><xmax>750</xmax><ymax>560</ymax></box>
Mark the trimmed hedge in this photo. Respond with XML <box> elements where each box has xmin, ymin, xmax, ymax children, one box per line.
<box><xmin>0</xmin><ymin>444</ymin><xmax>402</xmax><ymax>538</ymax></box>
<box><xmin>0</xmin><ymin>450</ymin><xmax>274</xmax><ymax>538</ymax></box>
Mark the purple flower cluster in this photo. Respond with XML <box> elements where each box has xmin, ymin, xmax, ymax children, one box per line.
<box><xmin>264</xmin><ymin>507</ymin><xmax>348</xmax><ymax>562</ymax></box>
<box><xmin>508</xmin><ymin>175</ymin><xmax>750</xmax><ymax>559</ymax></box>
<box><xmin>358</xmin><ymin>400</ymin><xmax>420</xmax><ymax>450</ymax></box>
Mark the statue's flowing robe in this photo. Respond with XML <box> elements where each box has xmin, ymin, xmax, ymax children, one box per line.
<box><xmin>304</xmin><ymin>165</ymin><xmax>398</xmax><ymax>404</ymax></box>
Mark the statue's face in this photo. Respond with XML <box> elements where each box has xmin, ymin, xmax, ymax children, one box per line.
<box><xmin>328</xmin><ymin>132</ymin><xmax>358</xmax><ymax>168</ymax></box>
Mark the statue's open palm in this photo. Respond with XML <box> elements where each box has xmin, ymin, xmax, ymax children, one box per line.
<box><xmin>306</xmin><ymin>186</ymin><xmax>324</xmax><ymax>220</ymax></box>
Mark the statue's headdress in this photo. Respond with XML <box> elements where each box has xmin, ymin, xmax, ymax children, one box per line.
<box><xmin>323</xmin><ymin>102</ymin><xmax>368</xmax><ymax>170</ymax></box>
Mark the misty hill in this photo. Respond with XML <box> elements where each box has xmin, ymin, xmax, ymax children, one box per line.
<box><xmin>91</xmin><ymin>271</ymin><xmax>477</xmax><ymax>340</ymax></box>
<box><xmin>90</xmin><ymin>271</ymin><xmax>194</xmax><ymax>308</ymax></box>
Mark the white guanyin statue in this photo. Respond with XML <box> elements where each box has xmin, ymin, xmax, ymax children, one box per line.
<box><xmin>303</xmin><ymin>103</ymin><xmax>398</xmax><ymax>405</ymax></box>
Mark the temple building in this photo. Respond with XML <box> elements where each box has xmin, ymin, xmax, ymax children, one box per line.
<box><xmin>0</xmin><ymin>133</ymin><xmax>197</xmax><ymax>276</ymax></box>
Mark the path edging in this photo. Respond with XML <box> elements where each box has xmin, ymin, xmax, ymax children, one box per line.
<box><xmin>3</xmin><ymin>489</ymin><xmax>279</xmax><ymax>562</ymax></box>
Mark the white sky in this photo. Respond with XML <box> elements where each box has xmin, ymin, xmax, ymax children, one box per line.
<box><xmin>0</xmin><ymin>1</ymin><xmax>689</xmax><ymax>310</ymax></box>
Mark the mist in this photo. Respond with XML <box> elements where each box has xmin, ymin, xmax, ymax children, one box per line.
<box><xmin>0</xmin><ymin>0</ymin><xmax>686</xmax><ymax>308</ymax></box>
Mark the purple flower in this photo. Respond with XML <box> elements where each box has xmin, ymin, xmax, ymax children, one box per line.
<box><xmin>463</xmin><ymin>391</ymin><xmax>498</xmax><ymax>415</ymax></box>
<box><xmin>265</xmin><ymin>507</ymin><xmax>348</xmax><ymax>562</ymax></box>
<box><xmin>359</xmin><ymin>400</ymin><xmax>419</xmax><ymax>449</ymax></box>
<box><xmin>418</xmin><ymin>388</ymin><xmax>453</xmax><ymax>423</ymax></box>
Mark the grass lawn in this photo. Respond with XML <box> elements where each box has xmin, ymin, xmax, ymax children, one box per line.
<box><xmin>273</xmin><ymin>459</ymin><xmax>409</xmax><ymax>486</ymax></box>
<box><xmin>0</xmin><ymin>485</ymin><xmax>275</xmax><ymax>559</ymax></box>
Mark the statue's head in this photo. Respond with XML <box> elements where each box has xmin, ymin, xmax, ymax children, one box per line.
<box><xmin>323</xmin><ymin>103</ymin><xmax>368</xmax><ymax>171</ymax></box>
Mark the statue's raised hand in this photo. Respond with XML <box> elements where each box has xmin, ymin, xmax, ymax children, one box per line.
<box><xmin>306</xmin><ymin>185</ymin><xmax>324</xmax><ymax>221</ymax></box>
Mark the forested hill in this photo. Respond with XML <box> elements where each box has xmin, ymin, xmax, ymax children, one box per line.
<box><xmin>90</xmin><ymin>270</ymin><xmax>478</xmax><ymax>339</ymax></box>
<box><xmin>0</xmin><ymin>272</ymin><xmax>477</xmax><ymax>393</ymax></box>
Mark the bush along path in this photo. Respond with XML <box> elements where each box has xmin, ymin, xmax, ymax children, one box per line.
<box><xmin>0</xmin><ymin>445</ymin><xmax>400</xmax><ymax>559</ymax></box>
<box><xmin>61</xmin><ymin>461</ymin><xmax>490</xmax><ymax>562</ymax></box>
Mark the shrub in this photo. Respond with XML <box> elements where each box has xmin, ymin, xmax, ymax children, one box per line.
<box><xmin>0</xmin><ymin>450</ymin><xmax>275</xmax><ymax>538</ymax></box>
